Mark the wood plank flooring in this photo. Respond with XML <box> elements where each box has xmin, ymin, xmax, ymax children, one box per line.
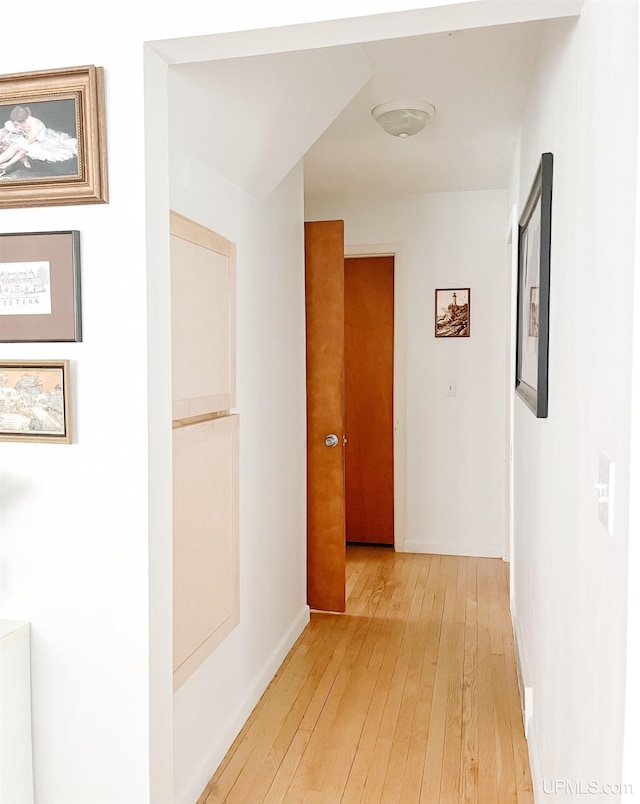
<box><xmin>197</xmin><ymin>546</ymin><xmax>533</xmax><ymax>803</ymax></box>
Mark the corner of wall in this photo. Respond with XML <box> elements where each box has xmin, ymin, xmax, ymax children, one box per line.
<box><xmin>507</xmin><ymin>131</ymin><xmax>522</xmax><ymax>214</ymax></box>
<box><xmin>175</xmin><ymin>605</ymin><xmax>310</xmax><ymax>804</ymax></box>
<box><xmin>512</xmin><ymin>615</ymin><xmax>543</xmax><ymax>799</ymax></box>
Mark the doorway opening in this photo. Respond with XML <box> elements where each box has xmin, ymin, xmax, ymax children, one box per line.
<box><xmin>345</xmin><ymin>255</ymin><xmax>395</xmax><ymax>547</ymax></box>
<box><xmin>345</xmin><ymin>242</ymin><xmax>407</xmax><ymax>558</ymax></box>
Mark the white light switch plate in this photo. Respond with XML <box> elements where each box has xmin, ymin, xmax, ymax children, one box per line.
<box><xmin>445</xmin><ymin>380</ymin><xmax>456</xmax><ymax>397</ymax></box>
<box><xmin>597</xmin><ymin>454</ymin><xmax>615</xmax><ymax>536</ymax></box>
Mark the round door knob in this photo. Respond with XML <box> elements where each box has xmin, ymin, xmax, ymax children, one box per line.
<box><xmin>325</xmin><ymin>434</ymin><xmax>339</xmax><ymax>448</ymax></box>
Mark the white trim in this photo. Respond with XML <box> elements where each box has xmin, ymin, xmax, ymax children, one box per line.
<box><xmin>344</xmin><ymin>243</ymin><xmax>407</xmax><ymax>553</ymax></box>
<box><xmin>623</xmin><ymin>8</ymin><xmax>640</xmax><ymax>797</ymax></box>
<box><xmin>175</xmin><ymin>604</ymin><xmax>310</xmax><ymax>804</ymax></box>
<box><xmin>513</xmin><ymin>615</ymin><xmax>543</xmax><ymax>798</ymax></box>
<box><xmin>145</xmin><ymin>46</ymin><xmax>175</xmax><ymax>802</ymax></box>
<box><xmin>403</xmin><ymin>541</ymin><xmax>503</xmax><ymax>559</ymax></box>
<box><xmin>506</xmin><ymin>204</ymin><xmax>519</xmax><ymax>613</ymax></box>
<box><xmin>150</xmin><ymin>2</ymin><xmax>587</xmax><ymax>66</ymax></box>
<box><xmin>511</xmin><ymin>617</ymin><xmax>548</xmax><ymax>804</ymax></box>
<box><xmin>512</xmin><ymin>615</ymin><xmax>533</xmax><ymax>733</ymax></box>
<box><xmin>526</xmin><ymin>717</ymin><xmax>545</xmax><ymax>803</ymax></box>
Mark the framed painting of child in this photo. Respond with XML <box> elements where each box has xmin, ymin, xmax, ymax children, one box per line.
<box><xmin>0</xmin><ymin>65</ymin><xmax>108</xmax><ymax>208</ymax></box>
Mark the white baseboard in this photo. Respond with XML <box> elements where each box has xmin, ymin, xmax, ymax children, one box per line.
<box><xmin>176</xmin><ymin>604</ymin><xmax>310</xmax><ymax>804</ymax></box>
<box><xmin>526</xmin><ymin>716</ymin><xmax>544</xmax><ymax>802</ymax></box>
<box><xmin>403</xmin><ymin>541</ymin><xmax>503</xmax><ymax>558</ymax></box>
<box><xmin>512</xmin><ymin>616</ymin><xmax>542</xmax><ymax>801</ymax></box>
<box><xmin>512</xmin><ymin>616</ymin><xmax>533</xmax><ymax>734</ymax></box>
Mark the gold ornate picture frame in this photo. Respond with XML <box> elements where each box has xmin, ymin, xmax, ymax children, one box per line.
<box><xmin>0</xmin><ymin>65</ymin><xmax>108</xmax><ymax>208</ymax></box>
<box><xmin>0</xmin><ymin>360</ymin><xmax>71</xmax><ymax>443</ymax></box>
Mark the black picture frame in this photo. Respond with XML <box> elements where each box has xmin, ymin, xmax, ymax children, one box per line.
<box><xmin>516</xmin><ymin>152</ymin><xmax>553</xmax><ymax>418</ymax></box>
<box><xmin>0</xmin><ymin>230</ymin><xmax>81</xmax><ymax>342</ymax></box>
<box><xmin>434</xmin><ymin>287</ymin><xmax>470</xmax><ymax>337</ymax></box>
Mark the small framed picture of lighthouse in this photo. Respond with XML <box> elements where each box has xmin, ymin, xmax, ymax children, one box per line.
<box><xmin>435</xmin><ymin>287</ymin><xmax>470</xmax><ymax>338</ymax></box>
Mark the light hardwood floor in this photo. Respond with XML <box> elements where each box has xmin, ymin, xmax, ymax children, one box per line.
<box><xmin>198</xmin><ymin>546</ymin><xmax>533</xmax><ymax>803</ymax></box>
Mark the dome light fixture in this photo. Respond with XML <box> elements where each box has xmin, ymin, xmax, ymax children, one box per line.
<box><xmin>371</xmin><ymin>100</ymin><xmax>436</xmax><ymax>138</ymax></box>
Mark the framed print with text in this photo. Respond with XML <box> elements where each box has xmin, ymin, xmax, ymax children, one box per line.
<box><xmin>0</xmin><ymin>231</ymin><xmax>81</xmax><ymax>342</ymax></box>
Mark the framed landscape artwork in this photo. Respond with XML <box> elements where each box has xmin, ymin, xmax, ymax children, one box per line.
<box><xmin>0</xmin><ymin>360</ymin><xmax>71</xmax><ymax>443</ymax></box>
<box><xmin>516</xmin><ymin>152</ymin><xmax>553</xmax><ymax>418</ymax></box>
<box><xmin>435</xmin><ymin>287</ymin><xmax>470</xmax><ymax>337</ymax></box>
<box><xmin>0</xmin><ymin>65</ymin><xmax>108</xmax><ymax>208</ymax></box>
<box><xmin>0</xmin><ymin>230</ymin><xmax>81</xmax><ymax>342</ymax></box>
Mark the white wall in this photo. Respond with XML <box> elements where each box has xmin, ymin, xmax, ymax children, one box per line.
<box><xmin>511</xmin><ymin>2</ymin><xmax>638</xmax><ymax>799</ymax></box>
<box><xmin>2</xmin><ymin>2</ymin><xmax>629</xmax><ymax>802</ymax></box>
<box><xmin>306</xmin><ymin>190</ymin><xmax>508</xmax><ymax>558</ymax></box>
<box><xmin>0</xmin><ymin>34</ymin><xmax>309</xmax><ymax>800</ymax></box>
<box><xmin>168</xmin><ymin>150</ymin><xmax>309</xmax><ymax>802</ymax></box>
<box><xmin>1</xmin><ymin>35</ymin><xmax>152</xmax><ymax>804</ymax></box>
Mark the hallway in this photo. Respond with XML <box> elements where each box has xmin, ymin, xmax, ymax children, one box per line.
<box><xmin>198</xmin><ymin>546</ymin><xmax>533</xmax><ymax>802</ymax></box>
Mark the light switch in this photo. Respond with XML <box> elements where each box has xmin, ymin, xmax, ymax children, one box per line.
<box><xmin>595</xmin><ymin>454</ymin><xmax>615</xmax><ymax>536</ymax></box>
<box><xmin>444</xmin><ymin>380</ymin><xmax>456</xmax><ymax>397</ymax></box>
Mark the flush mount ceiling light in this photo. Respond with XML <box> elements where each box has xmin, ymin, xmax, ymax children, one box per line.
<box><xmin>371</xmin><ymin>101</ymin><xmax>436</xmax><ymax>138</ymax></box>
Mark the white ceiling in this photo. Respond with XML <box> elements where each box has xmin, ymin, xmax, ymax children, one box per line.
<box><xmin>303</xmin><ymin>20</ymin><xmax>547</xmax><ymax>199</ymax></box>
<box><xmin>169</xmin><ymin>16</ymin><xmax>555</xmax><ymax>201</ymax></box>
<box><xmin>169</xmin><ymin>45</ymin><xmax>372</xmax><ymax>200</ymax></box>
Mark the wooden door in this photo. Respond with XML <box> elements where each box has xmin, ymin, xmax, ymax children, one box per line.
<box><xmin>304</xmin><ymin>220</ymin><xmax>346</xmax><ymax>612</ymax></box>
<box><xmin>344</xmin><ymin>256</ymin><xmax>394</xmax><ymax>545</ymax></box>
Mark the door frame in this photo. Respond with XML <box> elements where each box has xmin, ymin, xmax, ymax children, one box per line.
<box><xmin>344</xmin><ymin>243</ymin><xmax>406</xmax><ymax>553</ymax></box>
<box><xmin>505</xmin><ymin>205</ymin><xmax>518</xmax><ymax>611</ymax></box>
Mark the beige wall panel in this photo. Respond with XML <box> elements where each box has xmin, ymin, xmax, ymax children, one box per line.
<box><xmin>172</xmin><ymin>415</ymin><xmax>239</xmax><ymax>690</ymax></box>
<box><xmin>170</xmin><ymin>211</ymin><xmax>236</xmax><ymax>419</ymax></box>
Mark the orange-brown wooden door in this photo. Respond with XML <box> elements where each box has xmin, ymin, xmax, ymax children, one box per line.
<box><xmin>344</xmin><ymin>256</ymin><xmax>394</xmax><ymax>545</ymax></box>
<box><xmin>304</xmin><ymin>220</ymin><xmax>346</xmax><ymax>612</ymax></box>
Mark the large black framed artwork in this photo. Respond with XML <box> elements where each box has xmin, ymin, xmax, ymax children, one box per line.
<box><xmin>516</xmin><ymin>152</ymin><xmax>553</xmax><ymax>418</ymax></box>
